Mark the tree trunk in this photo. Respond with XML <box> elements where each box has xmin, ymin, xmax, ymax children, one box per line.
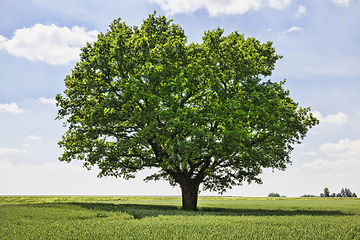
<box><xmin>180</xmin><ymin>182</ymin><xmax>199</xmax><ymax>211</ymax></box>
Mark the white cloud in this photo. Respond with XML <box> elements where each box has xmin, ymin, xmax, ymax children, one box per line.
<box><xmin>28</xmin><ymin>135</ymin><xmax>42</xmax><ymax>141</ymax></box>
<box><xmin>299</xmin><ymin>151</ymin><xmax>317</xmax><ymax>156</ymax></box>
<box><xmin>302</xmin><ymin>159</ymin><xmax>327</xmax><ymax>169</ymax></box>
<box><xmin>0</xmin><ymin>24</ymin><xmax>98</xmax><ymax>65</ymax></box>
<box><xmin>0</xmin><ymin>158</ymin><xmax>12</xmax><ymax>168</ymax></box>
<box><xmin>0</xmin><ymin>159</ymin><xmax>181</xmax><ymax>195</ymax></box>
<box><xmin>313</xmin><ymin>111</ymin><xmax>348</xmax><ymax>124</ymax></box>
<box><xmin>0</xmin><ymin>35</ymin><xmax>7</xmax><ymax>44</ymax></box>
<box><xmin>301</xmin><ymin>56</ymin><xmax>360</xmax><ymax>77</ymax></box>
<box><xmin>0</xmin><ymin>147</ymin><xmax>27</xmax><ymax>155</ymax></box>
<box><xmin>333</xmin><ymin>0</ymin><xmax>350</xmax><ymax>6</ymax></box>
<box><xmin>283</xmin><ymin>26</ymin><xmax>303</xmax><ymax>33</ymax></box>
<box><xmin>302</xmin><ymin>158</ymin><xmax>360</xmax><ymax>173</ymax></box>
<box><xmin>267</xmin><ymin>0</ymin><xmax>292</xmax><ymax>9</ymax></box>
<box><xmin>320</xmin><ymin>138</ymin><xmax>360</xmax><ymax>158</ymax></box>
<box><xmin>0</xmin><ymin>102</ymin><xmax>28</xmax><ymax>114</ymax></box>
<box><xmin>148</xmin><ymin>0</ymin><xmax>292</xmax><ymax>16</ymax></box>
<box><xmin>295</xmin><ymin>5</ymin><xmax>306</xmax><ymax>17</ymax></box>
<box><xmin>38</xmin><ymin>97</ymin><xmax>57</xmax><ymax>105</ymax></box>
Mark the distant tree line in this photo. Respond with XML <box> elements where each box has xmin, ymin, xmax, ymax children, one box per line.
<box><xmin>321</xmin><ymin>187</ymin><xmax>357</xmax><ymax>198</ymax></box>
<box><xmin>267</xmin><ymin>193</ymin><xmax>286</xmax><ymax>197</ymax></box>
<box><xmin>301</xmin><ymin>187</ymin><xmax>357</xmax><ymax>198</ymax></box>
<box><xmin>300</xmin><ymin>194</ymin><xmax>316</xmax><ymax>198</ymax></box>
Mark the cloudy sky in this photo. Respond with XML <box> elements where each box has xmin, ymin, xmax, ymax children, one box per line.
<box><xmin>1</xmin><ymin>0</ymin><xmax>359</xmax><ymax>197</ymax></box>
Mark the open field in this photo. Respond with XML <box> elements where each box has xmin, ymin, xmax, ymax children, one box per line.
<box><xmin>1</xmin><ymin>196</ymin><xmax>359</xmax><ymax>239</ymax></box>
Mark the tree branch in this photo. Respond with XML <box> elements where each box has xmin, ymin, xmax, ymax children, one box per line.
<box><xmin>193</xmin><ymin>156</ymin><xmax>211</xmax><ymax>183</ymax></box>
<box><xmin>179</xmin><ymin>91</ymin><xmax>193</xmax><ymax>108</ymax></box>
<box><xmin>106</xmin><ymin>80</ymin><xmax>122</xmax><ymax>99</ymax></box>
<box><xmin>156</xmin><ymin>115</ymin><xmax>165</xmax><ymax>127</ymax></box>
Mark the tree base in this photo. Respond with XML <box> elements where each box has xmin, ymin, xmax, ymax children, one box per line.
<box><xmin>181</xmin><ymin>184</ymin><xmax>199</xmax><ymax>211</ymax></box>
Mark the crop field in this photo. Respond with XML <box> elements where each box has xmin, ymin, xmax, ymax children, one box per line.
<box><xmin>1</xmin><ymin>196</ymin><xmax>359</xmax><ymax>239</ymax></box>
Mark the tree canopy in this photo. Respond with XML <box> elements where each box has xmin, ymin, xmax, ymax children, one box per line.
<box><xmin>56</xmin><ymin>13</ymin><xmax>319</xmax><ymax>211</ymax></box>
<box><xmin>267</xmin><ymin>193</ymin><xmax>281</xmax><ymax>197</ymax></box>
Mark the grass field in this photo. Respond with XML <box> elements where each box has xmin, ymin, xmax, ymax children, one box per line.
<box><xmin>1</xmin><ymin>196</ymin><xmax>359</xmax><ymax>239</ymax></box>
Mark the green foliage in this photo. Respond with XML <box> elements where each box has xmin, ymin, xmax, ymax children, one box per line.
<box><xmin>268</xmin><ymin>193</ymin><xmax>280</xmax><ymax>197</ymax></box>
<box><xmin>56</xmin><ymin>12</ymin><xmax>319</xmax><ymax>209</ymax></box>
<box><xmin>324</xmin><ymin>187</ymin><xmax>330</xmax><ymax>197</ymax></box>
<box><xmin>337</xmin><ymin>188</ymin><xmax>356</xmax><ymax>198</ymax></box>
<box><xmin>305</xmin><ymin>187</ymin><xmax>357</xmax><ymax>198</ymax></box>
<box><xmin>300</xmin><ymin>194</ymin><xmax>316</xmax><ymax>198</ymax></box>
<box><xmin>1</xmin><ymin>196</ymin><xmax>360</xmax><ymax>239</ymax></box>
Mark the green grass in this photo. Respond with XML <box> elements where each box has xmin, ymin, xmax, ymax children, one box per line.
<box><xmin>1</xmin><ymin>196</ymin><xmax>360</xmax><ymax>239</ymax></box>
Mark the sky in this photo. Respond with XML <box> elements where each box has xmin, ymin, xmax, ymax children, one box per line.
<box><xmin>1</xmin><ymin>0</ymin><xmax>360</xmax><ymax>197</ymax></box>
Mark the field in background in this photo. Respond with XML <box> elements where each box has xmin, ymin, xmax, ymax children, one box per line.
<box><xmin>1</xmin><ymin>196</ymin><xmax>360</xmax><ymax>239</ymax></box>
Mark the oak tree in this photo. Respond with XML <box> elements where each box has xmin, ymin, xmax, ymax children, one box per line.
<box><xmin>56</xmin><ymin>13</ymin><xmax>319</xmax><ymax>211</ymax></box>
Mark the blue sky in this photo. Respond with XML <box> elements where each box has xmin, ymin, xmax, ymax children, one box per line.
<box><xmin>1</xmin><ymin>0</ymin><xmax>360</xmax><ymax>197</ymax></box>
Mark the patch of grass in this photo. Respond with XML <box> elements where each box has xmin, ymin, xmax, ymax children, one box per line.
<box><xmin>1</xmin><ymin>196</ymin><xmax>360</xmax><ymax>239</ymax></box>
